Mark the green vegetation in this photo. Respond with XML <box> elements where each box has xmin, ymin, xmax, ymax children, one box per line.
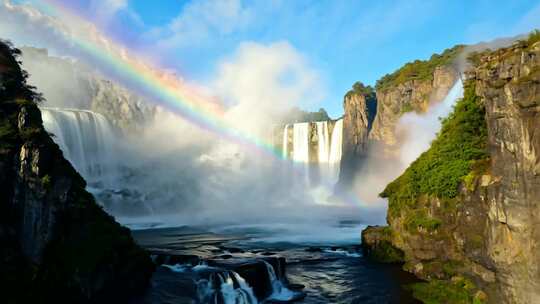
<box><xmin>376</xmin><ymin>45</ymin><xmax>464</xmax><ymax>92</ymax></box>
<box><xmin>523</xmin><ymin>29</ymin><xmax>540</xmax><ymax>49</ymax></box>
<box><xmin>409</xmin><ymin>277</ymin><xmax>485</xmax><ymax>304</ymax></box>
<box><xmin>344</xmin><ymin>81</ymin><xmax>377</xmax><ymax>126</ymax></box>
<box><xmin>281</xmin><ymin>107</ymin><xmax>331</xmax><ymax>123</ymax></box>
<box><xmin>369</xmin><ymin>240</ymin><xmax>404</xmax><ymax>263</ymax></box>
<box><xmin>346</xmin><ymin>81</ymin><xmax>375</xmax><ymax>99</ymax></box>
<box><xmin>381</xmin><ymin>81</ymin><xmax>488</xmax><ymax>217</ymax></box>
<box><xmin>0</xmin><ymin>119</ymin><xmax>16</xmax><ymax>142</ymax></box>
<box><xmin>41</xmin><ymin>175</ymin><xmax>52</xmax><ymax>189</ymax></box>
<box><xmin>400</xmin><ymin>103</ymin><xmax>415</xmax><ymax>114</ymax></box>
<box><xmin>405</xmin><ymin>210</ymin><xmax>442</xmax><ymax>232</ymax></box>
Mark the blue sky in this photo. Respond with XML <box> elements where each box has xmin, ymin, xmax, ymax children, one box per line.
<box><xmin>19</xmin><ymin>0</ymin><xmax>540</xmax><ymax>117</ymax></box>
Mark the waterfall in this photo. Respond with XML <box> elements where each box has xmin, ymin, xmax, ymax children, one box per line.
<box><xmin>292</xmin><ymin>122</ymin><xmax>310</xmax><ymax>184</ymax></box>
<box><xmin>41</xmin><ymin>107</ymin><xmax>117</xmax><ymax>186</ymax></box>
<box><xmin>280</xmin><ymin>120</ymin><xmax>343</xmax><ymax>186</ymax></box>
<box><xmin>198</xmin><ymin>271</ymin><xmax>258</xmax><ymax>304</ymax></box>
<box><xmin>262</xmin><ymin>261</ymin><xmax>296</xmax><ymax>302</ymax></box>
<box><xmin>282</xmin><ymin>124</ymin><xmax>289</xmax><ymax>158</ymax></box>
<box><xmin>328</xmin><ymin>119</ymin><xmax>343</xmax><ymax>183</ymax></box>
<box><xmin>316</xmin><ymin>121</ymin><xmax>330</xmax><ymax>163</ymax></box>
<box><xmin>398</xmin><ymin>79</ymin><xmax>464</xmax><ymax>165</ymax></box>
<box><xmin>292</xmin><ymin>123</ymin><xmax>309</xmax><ymax>163</ymax></box>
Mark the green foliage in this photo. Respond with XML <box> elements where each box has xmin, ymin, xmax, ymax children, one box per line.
<box><xmin>41</xmin><ymin>174</ymin><xmax>52</xmax><ymax>189</ymax></box>
<box><xmin>281</xmin><ymin>107</ymin><xmax>331</xmax><ymax>124</ymax></box>
<box><xmin>408</xmin><ymin>277</ymin><xmax>484</xmax><ymax>304</ymax></box>
<box><xmin>0</xmin><ymin>120</ymin><xmax>16</xmax><ymax>142</ymax></box>
<box><xmin>400</xmin><ymin>103</ymin><xmax>415</xmax><ymax>114</ymax></box>
<box><xmin>370</xmin><ymin>240</ymin><xmax>405</xmax><ymax>263</ymax></box>
<box><xmin>376</xmin><ymin>45</ymin><xmax>464</xmax><ymax>91</ymax></box>
<box><xmin>381</xmin><ymin>82</ymin><xmax>488</xmax><ymax>216</ymax></box>
<box><xmin>524</xmin><ymin>29</ymin><xmax>540</xmax><ymax>48</ymax></box>
<box><xmin>346</xmin><ymin>81</ymin><xmax>375</xmax><ymax>98</ymax></box>
<box><xmin>20</xmin><ymin>126</ymin><xmax>42</xmax><ymax>141</ymax></box>
<box><xmin>405</xmin><ymin>210</ymin><xmax>442</xmax><ymax>232</ymax></box>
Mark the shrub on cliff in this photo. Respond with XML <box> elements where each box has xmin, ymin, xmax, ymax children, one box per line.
<box><xmin>381</xmin><ymin>81</ymin><xmax>488</xmax><ymax>215</ymax></box>
<box><xmin>376</xmin><ymin>45</ymin><xmax>464</xmax><ymax>92</ymax></box>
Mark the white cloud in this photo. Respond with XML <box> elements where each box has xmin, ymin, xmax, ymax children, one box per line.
<box><xmin>150</xmin><ymin>0</ymin><xmax>252</xmax><ymax>48</ymax></box>
<box><xmin>213</xmin><ymin>41</ymin><xmax>325</xmax><ymax>135</ymax></box>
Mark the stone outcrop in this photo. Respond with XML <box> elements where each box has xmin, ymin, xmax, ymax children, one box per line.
<box><xmin>20</xmin><ymin>47</ymin><xmax>155</xmax><ymax>133</ymax></box>
<box><xmin>0</xmin><ymin>41</ymin><xmax>154</xmax><ymax>302</ymax></box>
<box><xmin>338</xmin><ymin>89</ymin><xmax>374</xmax><ymax>186</ymax></box>
<box><xmin>369</xmin><ymin>65</ymin><xmax>459</xmax><ymax>147</ymax></box>
<box><xmin>363</xmin><ymin>36</ymin><xmax>540</xmax><ymax>304</ymax></box>
<box><xmin>471</xmin><ymin>38</ymin><xmax>540</xmax><ymax>303</ymax></box>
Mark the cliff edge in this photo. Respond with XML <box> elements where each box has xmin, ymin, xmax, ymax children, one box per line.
<box><xmin>0</xmin><ymin>40</ymin><xmax>154</xmax><ymax>302</ymax></box>
<box><xmin>363</xmin><ymin>32</ymin><xmax>540</xmax><ymax>304</ymax></box>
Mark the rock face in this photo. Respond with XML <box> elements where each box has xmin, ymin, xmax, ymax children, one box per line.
<box><xmin>0</xmin><ymin>41</ymin><xmax>154</xmax><ymax>302</ymax></box>
<box><xmin>339</xmin><ymin>91</ymin><xmax>373</xmax><ymax>186</ymax></box>
<box><xmin>20</xmin><ymin>47</ymin><xmax>155</xmax><ymax>133</ymax></box>
<box><xmin>472</xmin><ymin>39</ymin><xmax>540</xmax><ymax>303</ymax></box>
<box><xmin>364</xmin><ymin>37</ymin><xmax>540</xmax><ymax>304</ymax></box>
<box><xmin>369</xmin><ymin>65</ymin><xmax>459</xmax><ymax>147</ymax></box>
<box><xmin>338</xmin><ymin>48</ymin><xmax>460</xmax><ymax>189</ymax></box>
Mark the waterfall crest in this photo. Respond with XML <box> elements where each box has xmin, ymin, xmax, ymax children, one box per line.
<box><xmin>292</xmin><ymin>123</ymin><xmax>310</xmax><ymax>163</ymax></box>
<box><xmin>282</xmin><ymin>124</ymin><xmax>289</xmax><ymax>158</ymax></box>
<box><xmin>280</xmin><ymin>119</ymin><xmax>343</xmax><ymax>186</ymax></box>
<box><xmin>329</xmin><ymin>119</ymin><xmax>343</xmax><ymax>183</ymax></box>
<box><xmin>41</xmin><ymin>107</ymin><xmax>117</xmax><ymax>185</ymax></box>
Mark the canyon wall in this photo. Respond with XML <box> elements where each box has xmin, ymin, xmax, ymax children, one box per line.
<box><xmin>0</xmin><ymin>41</ymin><xmax>154</xmax><ymax>302</ymax></box>
<box><xmin>338</xmin><ymin>46</ymin><xmax>461</xmax><ymax>189</ymax></box>
<box><xmin>20</xmin><ymin>47</ymin><xmax>155</xmax><ymax>133</ymax></box>
<box><xmin>363</xmin><ymin>35</ymin><xmax>540</xmax><ymax>304</ymax></box>
<box><xmin>338</xmin><ymin>87</ymin><xmax>374</xmax><ymax>186</ymax></box>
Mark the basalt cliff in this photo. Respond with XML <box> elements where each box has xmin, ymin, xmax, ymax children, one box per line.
<box><xmin>0</xmin><ymin>41</ymin><xmax>154</xmax><ymax>302</ymax></box>
<box><xmin>338</xmin><ymin>46</ymin><xmax>461</xmax><ymax>189</ymax></box>
<box><xmin>363</xmin><ymin>32</ymin><xmax>540</xmax><ymax>304</ymax></box>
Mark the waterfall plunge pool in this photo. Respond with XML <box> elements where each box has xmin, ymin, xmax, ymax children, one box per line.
<box><xmin>129</xmin><ymin>223</ymin><xmax>421</xmax><ymax>304</ymax></box>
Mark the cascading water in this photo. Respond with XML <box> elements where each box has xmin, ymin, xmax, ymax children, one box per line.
<box><xmin>40</xmin><ymin>107</ymin><xmax>117</xmax><ymax>186</ymax></box>
<box><xmin>282</xmin><ymin>124</ymin><xmax>289</xmax><ymax>158</ymax></box>
<box><xmin>328</xmin><ymin>119</ymin><xmax>343</xmax><ymax>184</ymax></box>
<box><xmin>262</xmin><ymin>261</ymin><xmax>297</xmax><ymax>302</ymax></box>
<box><xmin>292</xmin><ymin>122</ymin><xmax>310</xmax><ymax>184</ymax></box>
<box><xmin>198</xmin><ymin>271</ymin><xmax>258</xmax><ymax>304</ymax></box>
<box><xmin>292</xmin><ymin>123</ymin><xmax>310</xmax><ymax>163</ymax></box>
<box><xmin>280</xmin><ymin>120</ymin><xmax>343</xmax><ymax>186</ymax></box>
<box><xmin>398</xmin><ymin>79</ymin><xmax>464</xmax><ymax>165</ymax></box>
<box><xmin>315</xmin><ymin>121</ymin><xmax>330</xmax><ymax>164</ymax></box>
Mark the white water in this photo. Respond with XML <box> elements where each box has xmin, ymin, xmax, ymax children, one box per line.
<box><xmin>315</xmin><ymin>121</ymin><xmax>330</xmax><ymax>163</ymax></box>
<box><xmin>209</xmin><ymin>271</ymin><xmax>258</xmax><ymax>304</ymax></box>
<box><xmin>329</xmin><ymin>119</ymin><xmax>343</xmax><ymax>183</ymax></box>
<box><xmin>282</xmin><ymin>124</ymin><xmax>289</xmax><ymax>158</ymax></box>
<box><xmin>398</xmin><ymin>79</ymin><xmax>464</xmax><ymax>165</ymax></box>
<box><xmin>41</xmin><ymin>107</ymin><xmax>117</xmax><ymax>185</ymax></box>
<box><xmin>262</xmin><ymin>261</ymin><xmax>297</xmax><ymax>302</ymax></box>
<box><xmin>281</xmin><ymin>119</ymin><xmax>343</xmax><ymax>185</ymax></box>
<box><xmin>292</xmin><ymin>123</ymin><xmax>310</xmax><ymax>163</ymax></box>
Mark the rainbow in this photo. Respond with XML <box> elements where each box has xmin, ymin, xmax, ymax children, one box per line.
<box><xmin>31</xmin><ymin>0</ymin><xmax>365</xmax><ymax>207</ymax></box>
<box><xmin>37</xmin><ymin>0</ymin><xmax>282</xmax><ymax>159</ymax></box>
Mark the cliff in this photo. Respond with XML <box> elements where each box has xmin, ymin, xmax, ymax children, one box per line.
<box><xmin>369</xmin><ymin>46</ymin><xmax>462</xmax><ymax>147</ymax></box>
<box><xmin>19</xmin><ymin>47</ymin><xmax>155</xmax><ymax>133</ymax></box>
<box><xmin>0</xmin><ymin>41</ymin><xmax>154</xmax><ymax>302</ymax></box>
<box><xmin>363</xmin><ymin>32</ymin><xmax>540</xmax><ymax>304</ymax></box>
<box><xmin>338</xmin><ymin>83</ymin><xmax>376</xmax><ymax>186</ymax></box>
<box><xmin>338</xmin><ymin>46</ymin><xmax>461</xmax><ymax>190</ymax></box>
